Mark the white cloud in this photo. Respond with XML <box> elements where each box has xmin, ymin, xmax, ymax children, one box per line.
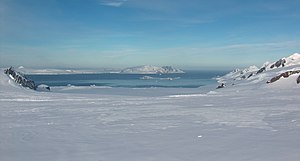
<box><xmin>100</xmin><ymin>0</ymin><xmax>128</xmax><ymax>7</ymax></box>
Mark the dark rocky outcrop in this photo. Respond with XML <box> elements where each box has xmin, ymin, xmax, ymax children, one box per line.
<box><xmin>256</xmin><ymin>67</ymin><xmax>266</xmax><ymax>74</ymax></box>
<box><xmin>270</xmin><ymin>59</ymin><xmax>286</xmax><ymax>69</ymax></box>
<box><xmin>4</xmin><ymin>67</ymin><xmax>36</xmax><ymax>90</ymax></box>
<box><xmin>267</xmin><ymin>75</ymin><xmax>281</xmax><ymax>84</ymax></box>
<box><xmin>247</xmin><ymin>73</ymin><xmax>253</xmax><ymax>79</ymax></box>
<box><xmin>267</xmin><ymin>70</ymin><xmax>300</xmax><ymax>84</ymax></box>
<box><xmin>297</xmin><ymin>75</ymin><xmax>300</xmax><ymax>84</ymax></box>
<box><xmin>216</xmin><ymin>83</ymin><xmax>225</xmax><ymax>89</ymax></box>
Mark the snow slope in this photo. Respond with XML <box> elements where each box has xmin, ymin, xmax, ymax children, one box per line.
<box><xmin>217</xmin><ymin>53</ymin><xmax>300</xmax><ymax>86</ymax></box>
<box><xmin>266</xmin><ymin>53</ymin><xmax>300</xmax><ymax>70</ymax></box>
<box><xmin>1</xmin><ymin>57</ymin><xmax>300</xmax><ymax>161</ymax></box>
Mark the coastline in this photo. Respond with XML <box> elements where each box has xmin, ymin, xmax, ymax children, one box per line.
<box><xmin>1</xmin><ymin>66</ymin><xmax>300</xmax><ymax>161</ymax></box>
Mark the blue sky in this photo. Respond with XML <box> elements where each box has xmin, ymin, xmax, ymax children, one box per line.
<box><xmin>0</xmin><ymin>0</ymin><xmax>299</xmax><ymax>69</ymax></box>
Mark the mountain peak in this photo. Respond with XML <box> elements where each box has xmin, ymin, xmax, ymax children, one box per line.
<box><xmin>280</xmin><ymin>53</ymin><xmax>300</xmax><ymax>67</ymax></box>
<box><xmin>286</xmin><ymin>53</ymin><xmax>300</xmax><ymax>61</ymax></box>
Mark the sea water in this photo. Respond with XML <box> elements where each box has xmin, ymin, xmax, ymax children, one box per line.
<box><xmin>27</xmin><ymin>70</ymin><xmax>227</xmax><ymax>88</ymax></box>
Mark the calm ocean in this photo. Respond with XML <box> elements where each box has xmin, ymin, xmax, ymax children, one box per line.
<box><xmin>27</xmin><ymin>70</ymin><xmax>227</xmax><ymax>88</ymax></box>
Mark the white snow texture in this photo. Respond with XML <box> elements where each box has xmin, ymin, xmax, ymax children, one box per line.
<box><xmin>1</xmin><ymin>53</ymin><xmax>300</xmax><ymax>161</ymax></box>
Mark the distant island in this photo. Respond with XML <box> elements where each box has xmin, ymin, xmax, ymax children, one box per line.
<box><xmin>120</xmin><ymin>65</ymin><xmax>184</xmax><ymax>74</ymax></box>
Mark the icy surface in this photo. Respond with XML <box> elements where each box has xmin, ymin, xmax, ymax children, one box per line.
<box><xmin>1</xmin><ymin>62</ymin><xmax>300</xmax><ymax>161</ymax></box>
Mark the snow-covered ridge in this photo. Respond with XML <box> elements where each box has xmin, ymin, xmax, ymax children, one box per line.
<box><xmin>264</xmin><ymin>53</ymin><xmax>300</xmax><ymax>70</ymax></box>
<box><xmin>4</xmin><ymin>67</ymin><xmax>36</xmax><ymax>90</ymax></box>
<box><xmin>3</xmin><ymin>67</ymin><xmax>51</xmax><ymax>91</ymax></box>
<box><xmin>120</xmin><ymin>65</ymin><xmax>184</xmax><ymax>74</ymax></box>
<box><xmin>217</xmin><ymin>65</ymin><xmax>259</xmax><ymax>82</ymax></box>
<box><xmin>217</xmin><ymin>53</ymin><xmax>300</xmax><ymax>87</ymax></box>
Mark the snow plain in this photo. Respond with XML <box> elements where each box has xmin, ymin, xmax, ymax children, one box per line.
<box><xmin>1</xmin><ymin>63</ymin><xmax>300</xmax><ymax>161</ymax></box>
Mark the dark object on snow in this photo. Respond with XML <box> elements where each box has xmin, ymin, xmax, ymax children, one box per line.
<box><xmin>267</xmin><ymin>70</ymin><xmax>300</xmax><ymax>84</ymax></box>
<box><xmin>270</xmin><ymin>59</ymin><xmax>286</xmax><ymax>69</ymax></box>
<box><xmin>275</xmin><ymin>59</ymin><xmax>286</xmax><ymax>68</ymax></box>
<box><xmin>217</xmin><ymin>83</ymin><xmax>225</xmax><ymax>89</ymax></box>
<box><xmin>247</xmin><ymin>73</ymin><xmax>253</xmax><ymax>79</ymax></box>
<box><xmin>256</xmin><ymin>67</ymin><xmax>266</xmax><ymax>74</ymax></box>
<box><xmin>297</xmin><ymin>75</ymin><xmax>300</xmax><ymax>84</ymax></box>
<box><xmin>267</xmin><ymin>75</ymin><xmax>281</xmax><ymax>84</ymax></box>
<box><xmin>4</xmin><ymin>67</ymin><xmax>36</xmax><ymax>90</ymax></box>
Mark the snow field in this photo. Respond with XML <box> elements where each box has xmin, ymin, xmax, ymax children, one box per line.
<box><xmin>1</xmin><ymin>59</ymin><xmax>300</xmax><ymax>161</ymax></box>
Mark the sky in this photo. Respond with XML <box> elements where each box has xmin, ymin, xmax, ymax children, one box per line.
<box><xmin>0</xmin><ymin>0</ymin><xmax>299</xmax><ymax>70</ymax></box>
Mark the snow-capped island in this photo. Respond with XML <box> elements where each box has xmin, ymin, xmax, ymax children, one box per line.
<box><xmin>120</xmin><ymin>65</ymin><xmax>184</xmax><ymax>74</ymax></box>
